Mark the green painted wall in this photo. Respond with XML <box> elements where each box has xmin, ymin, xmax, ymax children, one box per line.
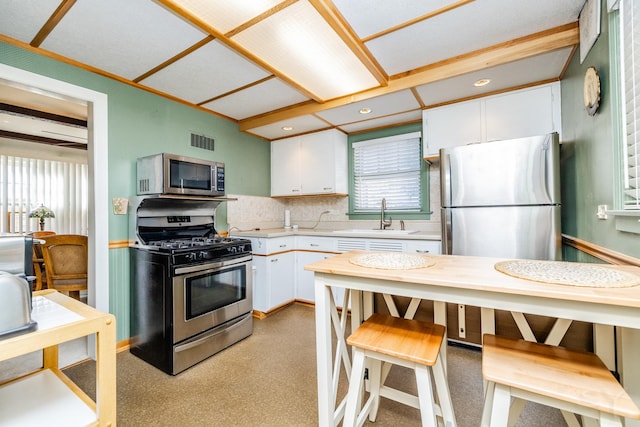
<box><xmin>560</xmin><ymin>5</ymin><xmax>639</xmax><ymax>259</ymax></box>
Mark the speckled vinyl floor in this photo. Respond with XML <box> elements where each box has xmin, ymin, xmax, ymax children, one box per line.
<box><xmin>64</xmin><ymin>304</ymin><xmax>566</xmax><ymax>426</ymax></box>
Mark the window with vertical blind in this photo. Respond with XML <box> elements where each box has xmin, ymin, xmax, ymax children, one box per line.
<box><xmin>352</xmin><ymin>131</ymin><xmax>424</xmax><ymax>213</ymax></box>
<box><xmin>621</xmin><ymin>0</ymin><xmax>640</xmax><ymax>209</ymax></box>
<box><xmin>0</xmin><ymin>154</ymin><xmax>88</xmax><ymax>234</ymax></box>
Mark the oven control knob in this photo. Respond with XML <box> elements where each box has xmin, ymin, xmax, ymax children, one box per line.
<box><xmin>186</xmin><ymin>253</ymin><xmax>197</xmax><ymax>262</ymax></box>
<box><xmin>230</xmin><ymin>246</ymin><xmax>237</xmax><ymax>253</ymax></box>
<box><xmin>198</xmin><ymin>251</ymin><xmax>206</xmax><ymax>260</ymax></box>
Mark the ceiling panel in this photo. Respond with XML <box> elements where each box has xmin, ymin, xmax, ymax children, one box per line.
<box><xmin>366</xmin><ymin>0</ymin><xmax>584</xmax><ymax>76</ymax></box>
<box><xmin>332</xmin><ymin>0</ymin><xmax>456</xmax><ymax>39</ymax></box>
<box><xmin>41</xmin><ymin>0</ymin><xmax>206</xmax><ymax>79</ymax></box>
<box><xmin>316</xmin><ymin>90</ymin><xmax>421</xmax><ymax>125</ymax></box>
<box><xmin>0</xmin><ymin>0</ymin><xmax>61</xmax><ymax>43</ymax></box>
<box><xmin>202</xmin><ymin>78</ymin><xmax>309</xmax><ymax>120</ymax></box>
<box><xmin>139</xmin><ymin>39</ymin><xmax>270</xmax><ymax>104</ymax></box>
<box><xmin>0</xmin><ymin>112</ymin><xmax>87</xmax><ymax>143</ymax></box>
<box><xmin>415</xmin><ymin>48</ymin><xmax>574</xmax><ymax>106</ymax></box>
<box><xmin>0</xmin><ymin>82</ymin><xmax>87</xmax><ymax>119</ymax></box>
<box><xmin>338</xmin><ymin>110</ymin><xmax>422</xmax><ymax>134</ymax></box>
<box><xmin>249</xmin><ymin>115</ymin><xmax>330</xmax><ymax>140</ymax></box>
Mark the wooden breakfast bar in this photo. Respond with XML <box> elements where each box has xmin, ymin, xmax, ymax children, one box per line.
<box><xmin>305</xmin><ymin>251</ymin><xmax>640</xmax><ymax>427</ymax></box>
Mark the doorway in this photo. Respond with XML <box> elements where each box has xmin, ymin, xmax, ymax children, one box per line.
<box><xmin>0</xmin><ymin>63</ymin><xmax>109</xmax><ymax>313</ymax></box>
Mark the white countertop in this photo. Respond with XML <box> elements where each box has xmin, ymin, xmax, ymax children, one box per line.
<box><xmin>230</xmin><ymin>227</ymin><xmax>441</xmax><ymax>240</ymax></box>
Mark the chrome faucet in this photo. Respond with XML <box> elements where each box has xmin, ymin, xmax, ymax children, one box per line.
<box><xmin>380</xmin><ymin>198</ymin><xmax>392</xmax><ymax>230</ymax></box>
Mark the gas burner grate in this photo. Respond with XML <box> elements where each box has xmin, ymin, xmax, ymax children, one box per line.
<box><xmin>147</xmin><ymin>236</ymin><xmax>244</xmax><ymax>250</ymax></box>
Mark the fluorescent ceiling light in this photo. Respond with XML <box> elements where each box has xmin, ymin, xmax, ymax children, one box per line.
<box><xmin>167</xmin><ymin>0</ymin><xmax>381</xmax><ymax>102</ymax></box>
<box><xmin>165</xmin><ymin>0</ymin><xmax>281</xmax><ymax>34</ymax></box>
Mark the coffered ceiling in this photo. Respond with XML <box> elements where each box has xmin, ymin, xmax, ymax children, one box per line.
<box><xmin>0</xmin><ymin>0</ymin><xmax>586</xmax><ymax>142</ymax></box>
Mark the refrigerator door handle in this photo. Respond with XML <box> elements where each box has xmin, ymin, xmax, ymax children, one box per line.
<box><xmin>440</xmin><ymin>151</ymin><xmax>452</xmax><ymax>208</ymax></box>
<box><xmin>441</xmin><ymin>208</ymin><xmax>452</xmax><ymax>255</ymax></box>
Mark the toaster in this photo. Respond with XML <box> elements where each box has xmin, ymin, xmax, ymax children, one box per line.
<box><xmin>0</xmin><ymin>272</ymin><xmax>37</xmax><ymax>339</ymax></box>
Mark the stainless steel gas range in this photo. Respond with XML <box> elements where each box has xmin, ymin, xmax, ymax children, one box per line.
<box><xmin>130</xmin><ymin>197</ymin><xmax>253</xmax><ymax>375</ymax></box>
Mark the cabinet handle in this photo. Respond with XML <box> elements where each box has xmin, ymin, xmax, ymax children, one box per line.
<box><xmin>310</xmin><ymin>244</ymin><xmax>320</xmax><ymax>247</ymax></box>
<box><xmin>323</xmin><ymin>187</ymin><xmax>332</xmax><ymax>191</ymax></box>
<box><xmin>292</xmin><ymin>189</ymin><xmax>300</xmax><ymax>192</ymax></box>
<box><xmin>270</xmin><ymin>258</ymin><xmax>278</xmax><ymax>263</ymax></box>
<box><xmin>415</xmin><ymin>250</ymin><xmax>430</xmax><ymax>253</ymax></box>
<box><xmin>279</xmin><ymin>244</ymin><xmax>287</xmax><ymax>248</ymax></box>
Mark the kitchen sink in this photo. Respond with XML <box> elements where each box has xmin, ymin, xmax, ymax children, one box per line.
<box><xmin>333</xmin><ymin>229</ymin><xmax>418</xmax><ymax>235</ymax></box>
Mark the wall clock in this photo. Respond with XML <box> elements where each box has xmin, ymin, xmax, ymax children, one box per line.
<box><xmin>584</xmin><ymin>66</ymin><xmax>601</xmax><ymax>116</ymax></box>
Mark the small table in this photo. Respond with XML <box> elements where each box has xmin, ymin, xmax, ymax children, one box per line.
<box><xmin>305</xmin><ymin>251</ymin><xmax>640</xmax><ymax>427</ymax></box>
<box><xmin>0</xmin><ymin>289</ymin><xmax>116</xmax><ymax>426</ymax></box>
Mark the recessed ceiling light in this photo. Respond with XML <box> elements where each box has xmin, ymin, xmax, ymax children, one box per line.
<box><xmin>282</xmin><ymin>126</ymin><xmax>294</xmax><ymax>131</ymax></box>
<box><xmin>359</xmin><ymin>108</ymin><xmax>372</xmax><ymax>114</ymax></box>
<box><xmin>474</xmin><ymin>78</ymin><xmax>491</xmax><ymax>87</ymax></box>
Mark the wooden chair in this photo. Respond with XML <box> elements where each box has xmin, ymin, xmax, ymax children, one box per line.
<box><xmin>481</xmin><ymin>334</ymin><xmax>640</xmax><ymax>427</ymax></box>
<box><xmin>343</xmin><ymin>313</ymin><xmax>456</xmax><ymax>427</ymax></box>
<box><xmin>27</xmin><ymin>231</ymin><xmax>56</xmax><ymax>291</ymax></box>
<box><xmin>40</xmin><ymin>234</ymin><xmax>88</xmax><ymax>301</ymax></box>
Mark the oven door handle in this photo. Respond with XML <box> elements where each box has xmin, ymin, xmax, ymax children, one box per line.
<box><xmin>173</xmin><ymin>254</ymin><xmax>252</xmax><ymax>275</ymax></box>
<box><xmin>174</xmin><ymin>315</ymin><xmax>250</xmax><ymax>353</ymax></box>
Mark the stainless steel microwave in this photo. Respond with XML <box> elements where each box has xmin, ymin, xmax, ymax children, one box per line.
<box><xmin>137</xmin><ymin>153</ymin><xmax>225</xmax><ymax>197</ymax></box>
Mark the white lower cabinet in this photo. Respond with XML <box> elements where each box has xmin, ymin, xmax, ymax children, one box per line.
<box><xmin>250</xmin><ymin>235</ymin><xmax>440</xmax><ymax>313</ymax></box>
<box><xmin>252</xmin><ymin>251</ymin><xmax>295</xmax><ymax>312</ymax></box>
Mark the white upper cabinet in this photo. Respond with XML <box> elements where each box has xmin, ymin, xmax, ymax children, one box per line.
<box><xmin>271</xmin><ymin>129</ymin><xmax>348</xmax><ymax>197</ymax></box>
<box><xmin>423</xmin><ymin>100</ymin><xmax>483</xmax><ymax>156</ymax></box>
<box><xmin>485</xmin><ymin>83</ymin><xmax>560</xmax><ymax>142</ymax></box>
<box><xmin>271</xmin><ymin>137</ymin><xmax>302</xmax><ymax>196</ymax></box>
<box><xmin>422</xmin><ymin>82</ymin><xmax>561</xmax><ymax>158</ymax></box>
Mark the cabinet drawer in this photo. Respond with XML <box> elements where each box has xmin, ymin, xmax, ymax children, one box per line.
<box><xmin>405</xmin><ymin>240</ymin><xmax>441</xmax><ymax>254</ymax></box>
<box><xmin>249</xmin><ymin>237</ymin><xmax>295</xmax><ymax>255</ymax></box>
<box><xmin>296</xmin><ymin>236</ymin><xmax>336</xmax><ymax>252</ymax></box>
<box><xmin>265</xmin><ymin>237</ymin><xmax>295</xmax><ymax>254</ymax></box>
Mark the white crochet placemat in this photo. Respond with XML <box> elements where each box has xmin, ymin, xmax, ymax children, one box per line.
<box><xmin>349</xmin><ymin>253</ymin><xmax>436</xmax><ymax>270</ymax></box>
<box><xmin>494</xmin><ymin>260</ymin><xmax>640</xmax><ymax>288</ymax></box>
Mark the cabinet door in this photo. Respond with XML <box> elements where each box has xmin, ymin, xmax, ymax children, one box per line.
<box><xmin>485</xmin><ymin>83</ymin><xmax>559</xmax><ymax>142</ymax></box>
<box><xmin>300</xmin><ymin>129</ymin><xmax>348</xmax><ymax>195</ymax></box>
<box><xmin>267</xmin><ymin>252</ymin><xmax>295</xmax><ymax>308</ymax></box>
<box><xmin>251</xmin><ymin>256</ymin><xmax>269</xmax><ymax>311</ymax></box>
<box><xmin>296</xmin><ymin>251</ymin><xmax>334</xmax><ymax>303</ymax></box>
<box><xmin>423</xmin><ymin>100</ymin><xmax>483</xmax><ymax>157</ymax></box>
<box><xmin>271</xmin><ymin>137</ymin><xmax>301</xmax><ymax>196</ymax></box>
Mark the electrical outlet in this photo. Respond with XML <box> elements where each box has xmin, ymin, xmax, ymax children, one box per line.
<box><xmin>597</xmin><ymin>204</ymin><xmax>608</xmax><ymax>220</ymax></box>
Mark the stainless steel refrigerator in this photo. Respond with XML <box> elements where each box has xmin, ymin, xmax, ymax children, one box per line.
<box><xmin>440</xmin><ymin>133</ymin><xmax>561</xmax><ymax>261</ymax></box>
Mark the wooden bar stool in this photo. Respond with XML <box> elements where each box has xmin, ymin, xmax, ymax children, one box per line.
<box><xmin>481</xmin><ymin>334</ymin><xmax>640</xmax><ymax>427</ymax></box>
<box><xmin>343</xmin><ymin>313</ymin><xmax>456</xmax><ymax>427</ymax></box>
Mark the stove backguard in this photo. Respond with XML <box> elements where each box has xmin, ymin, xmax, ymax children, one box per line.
<box><xmin>134</xmin><ymin>197</ymin><xmax>222</xmax><ymax>245</ymax></box>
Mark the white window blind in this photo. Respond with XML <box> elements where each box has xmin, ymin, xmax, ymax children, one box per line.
<box><xmin>353</xmin><ymin>132</ymin><xmax>422</xmax><ymax>212</ymax></box>
<box><xmin>0</xmin><ymin>155</ymin><xmax>89</xmax><ymax>234</ymax></box>
<box><xmin>621</xmin><ymin>0</ymin><xmax>640</xmax><ymax>208</ymax></box>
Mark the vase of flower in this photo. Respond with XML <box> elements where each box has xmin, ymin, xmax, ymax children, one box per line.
<box><xmin>28</xmin><ymin>205</ymin><xmax>55</xmax><ymax>231</ymax></box>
